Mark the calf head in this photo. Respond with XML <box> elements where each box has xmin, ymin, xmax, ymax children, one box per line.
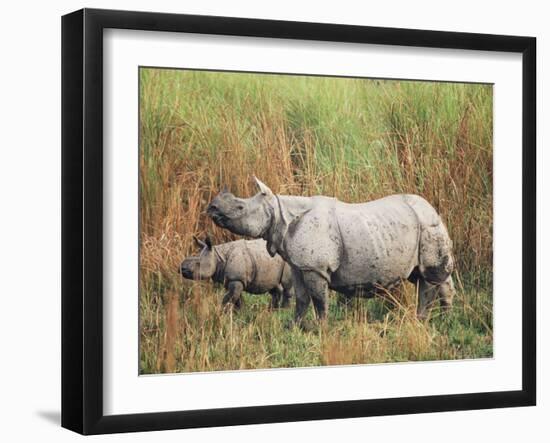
<box><xmin>207</xmin><ymin>177</ymin><xmax>274</xmax><ymax>238</ymax></box>
<box><xmin>179</xmin><ymin>236</ymin><xmax>217</xmax><ymax>280</ymax></box>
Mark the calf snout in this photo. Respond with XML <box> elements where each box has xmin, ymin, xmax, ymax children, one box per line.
<box><xmin>179</xmin><ymin>262</ymin><xmax>194</xmax><ymax>279</ymax></box>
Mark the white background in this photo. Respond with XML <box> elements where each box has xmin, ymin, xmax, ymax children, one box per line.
<box><xmin>0</xmin><ymin>0</ymin><xmax>547</xmax><ymax>441</ymax></box>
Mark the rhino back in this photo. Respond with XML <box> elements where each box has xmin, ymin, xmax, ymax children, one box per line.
<box><xmin>222</xmin><ymin>239</ymin><xmax>285</xmax><ymax>294</ymax></box>
<box><xmin>331</xmin><ymin>195</ymin><xmax>420</xmax><ymax>288</ymax></box>
<box><xmin>217</xmin><ymin>241</ymin><xmax>250</xmax><ymax>287</ymax></box>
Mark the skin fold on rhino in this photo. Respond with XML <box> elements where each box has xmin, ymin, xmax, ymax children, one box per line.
<box><xmin>179</xmin><ymin>236</ymin><xmax>293</xmax><ymax>310</ymax></box>
<box><xmin>207</xmin><ymin>177</ymin><xmax>456</xmax><ymax>325</ymax></box>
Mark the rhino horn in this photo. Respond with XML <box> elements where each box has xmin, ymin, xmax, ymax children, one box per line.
<box><xmin>204</xmin><ymin>235</ymin><xmax>213</xmax><ymax>249</ymax></box>
<box><xmin>221</xmin><ymin>185</ymin><xmax>229</xmax><ymax>194</ymax></box>
<box><xmin>253</xmin><ymin>176</ymin><xmax>273</xmax><ymax>197</ymax></box>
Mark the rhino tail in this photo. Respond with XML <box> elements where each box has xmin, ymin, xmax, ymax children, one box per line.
<box><xmin>417</xmin><ymin>222</ymin><xmax>454</xmax><ymax>284</ymax></box>
<box><xmin>404</xmin><ymin>195</ymin><xmax>454</xmax><ymax>284</ymax></box>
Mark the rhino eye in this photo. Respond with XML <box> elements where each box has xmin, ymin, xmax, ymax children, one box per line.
<box><xmin>237</xmin><ymin>204</ymin><xmax>244</xmax><ymax>210</ymax></box>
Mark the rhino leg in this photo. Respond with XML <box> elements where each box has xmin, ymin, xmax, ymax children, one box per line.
<box><xmin>222</xmin><ymin>280</ymin><xmax>244</xmax><ymax>310</ymax></box>
<box><xmin>291</xmin><ymin>269</ymin><xmax>311</xmax><ymax>325</ymax></box>
<box><xmin>417</xmin><ymin>279</ymin><xmax>439</xmax><ymax>320</ymax></box>
<box><xmin>438</xmin><ymin>276</ymin><xmax>455</xmax><ymax>313</ymax></box>
<box><xmin>302</xmin><ymin>271</ymin><xmax>329</xmax><ymax>321</ymax></box>
<box><xmin>417</xmin><ymin>276</ymin><xmax>455</xmax><ymax>320</ymax></box>
<box><xmin>281</xmin><ymin>287</ymin><xmax>292</xmax><ymax>308</ymax></box>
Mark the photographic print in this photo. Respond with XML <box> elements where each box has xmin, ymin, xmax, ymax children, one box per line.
<box><xmin>139</xmin><ymin>67</ymin><xmax>493</xmax><ymax>375</ymax></box>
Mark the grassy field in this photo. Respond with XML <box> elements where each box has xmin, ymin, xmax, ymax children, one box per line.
<box><xmin>139</xmin><ymin>68</ymin><xmax>493</xmax><ymax>374</ymax></box>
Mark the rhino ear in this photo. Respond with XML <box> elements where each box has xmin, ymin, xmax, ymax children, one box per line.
<box><xmin>193</xmin><ymin>235</ymin><xmax>206</xmax><ymax>249</ymax></box>
<box><xmin>204</xmin><ymin>235</ymin><xmax>213</xmax><ymax>250</ymax></box>
<box><xmin>253</xmin><ymin>176</ymin><xmax>273</xmax><ymax>197</ymax></box>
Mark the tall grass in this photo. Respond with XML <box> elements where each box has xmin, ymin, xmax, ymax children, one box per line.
<box><xmin>139</xmin><ymin>68</ymin><xmax>493</xmax><ymax>374</ymax></box>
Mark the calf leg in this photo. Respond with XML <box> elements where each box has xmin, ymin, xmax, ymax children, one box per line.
<box><xmin>269</xmin><ymin>286</ymin><xmax>283</xmax><ymax>309</ymax></box>
<box><xmin>233</xmin><ymin>295</ymin><xmax>243</xmax><ymax>310</ymax></box>
<box><xmin>222</xmin><ymin>280</ymin><xmax>244</xmax><ymax>311</ymax></box>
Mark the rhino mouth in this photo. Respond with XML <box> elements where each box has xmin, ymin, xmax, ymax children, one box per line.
<box><xmin>209</xmin><ymin>212</ymin><xmax>230</xmax><ymax>227</ymax></box>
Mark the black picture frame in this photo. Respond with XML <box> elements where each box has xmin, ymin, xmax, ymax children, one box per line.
<box><xmin>61</xmin><ymin>8</ymin><xmax>536</xmax><ymax>435</ymax></box>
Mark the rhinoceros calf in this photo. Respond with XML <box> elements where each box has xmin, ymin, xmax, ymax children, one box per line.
<box><xmin>207</xmin><ymin>177</ymin><xmax>455</xmax><ymax>324</ymax></box>
<box><xmin>179</xmin><ymin>236</ymin><xmax>293</xmax><ymax>309</ymax></box>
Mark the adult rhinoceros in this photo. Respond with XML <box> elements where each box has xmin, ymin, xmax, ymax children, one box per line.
<box><xmin>207</xmin><ymin>177</ymin><xmax>455</xmax><ymax>324</ymax></box>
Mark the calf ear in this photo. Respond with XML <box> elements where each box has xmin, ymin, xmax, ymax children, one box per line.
<box><xmin>253</xmin><ymin>176</ymin><xmax>273</xmax><ymax>197</ymax></box>
<box><xmin>204</xmin><ymin>235</ymin><xmax>213</xmax><ymax>249</ymax></box>
<box><xmin>193</xmin><ymin>236</ymin><xmax>206</xmax><ymax>249</ymax></box>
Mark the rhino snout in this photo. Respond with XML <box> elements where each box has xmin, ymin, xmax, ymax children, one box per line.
<box><xmin>207</xmin><ymin>203</ymin><xmax>218</xmax><ymax>218</ymax></box>
<box><xmin>207</xmin><ymin>204</ymin><xmax>228</xmax><ymax>227</ymax></box>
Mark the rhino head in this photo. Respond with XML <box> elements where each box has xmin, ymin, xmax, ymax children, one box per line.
<box><xmin>207</xmin><ymin>177</ymin><xmax>275</xmax><ymax>239</ymax></box>
<box><xmin>179</xmin><ymin>236</ymin><xmax>218</xmax><ymax>280</ymax></box>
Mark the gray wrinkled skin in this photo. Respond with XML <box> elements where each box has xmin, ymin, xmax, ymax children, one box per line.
<box><xmin>180</xmin><ymin>236</ymin><xmax>293</xmax><ymax>309</ymax></box>
<box><xmin>208</xmin><ymin>177</ymin><xmax>455</xmax><ymax>323</ymax></box>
